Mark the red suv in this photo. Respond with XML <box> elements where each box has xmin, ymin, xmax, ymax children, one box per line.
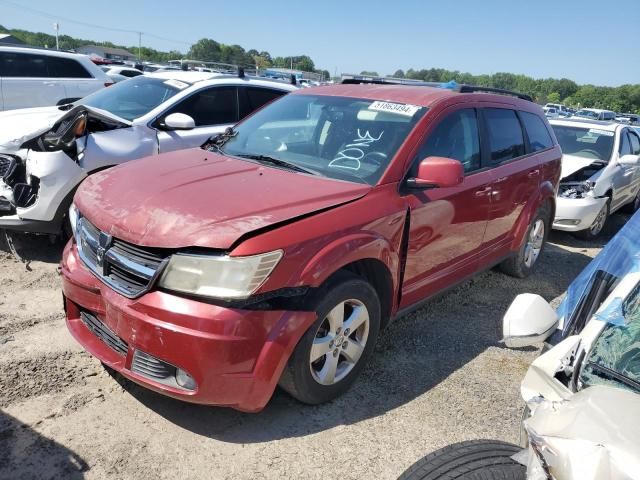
<box><xmin>61</xmin><ymin>80</ymin><xmax>561</xmax><ymax>412</ymax></box>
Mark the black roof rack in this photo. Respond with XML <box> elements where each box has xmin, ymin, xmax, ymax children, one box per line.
<box><xmin>340</xmin><ymin>74</ymin><xmax>533</xmax><ymax>102</ymax></box>
<box><xmin>457</xmin><ymin>85</ymin><xmax>532</xmax><ymax>102</ymax></box>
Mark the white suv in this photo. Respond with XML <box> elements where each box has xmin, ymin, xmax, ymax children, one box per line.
<box><xmin>0</xmin><ymin>71</ymin><xmax>297</xmax><ymax>234</ymax></box>
<box><xmin>0</xmin><ymin>46</ymin><xmax>112</xmax><ymax>111</ymax></box>
<box><xmin>550</xmin><ymin>118</ymin><xmax>640</xmax><ymax>238</ymax></box>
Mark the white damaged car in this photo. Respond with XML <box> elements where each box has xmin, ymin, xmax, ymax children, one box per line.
<box><xmin>550</xmin><ymin>118</ymin><xmax>640</xmax><ymax>239</ymax></box>
<box><xmin>399</xmin><ymin>212</ymin><xmax>640</xmax><ymax>480</ymax></box>
<box><xmin>0</xmin><ymin>71</ymin><xmax>296</xmax><ymax>234</ymax></box>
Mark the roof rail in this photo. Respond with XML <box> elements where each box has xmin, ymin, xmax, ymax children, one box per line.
<box><xmin>341</xmin><ymin>74</ymin><xmax>443</xmax><ymax>87</ymax></box>
<box><xmin>457</xmin><ymin>85</ymin><xmax>533</xmax><ymax>102</ymax></box>
<box><xmin>340</xmin><ymin>74</ymin><xmax>533</xmax><ymax>102</ymax></box>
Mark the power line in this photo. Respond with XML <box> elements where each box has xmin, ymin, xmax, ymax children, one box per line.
<box><xmin>0</xmin><ymin>0</ymin><xmax>195</xmax><ymax>46</ymax></box>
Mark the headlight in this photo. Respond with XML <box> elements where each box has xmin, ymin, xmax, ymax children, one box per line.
<box><xmin>559</xmin><ymin>181</ymin><xmax>594</xmax><ymax>199</ymax></box>
<box><xmin>158</xmin><ymin>250</ymin><xmax>283</xmax><ymax>299</ymax></box>
<box><xmin>68</xmin><ymin>203</ymin><xmax>79</xmax><ymax>237</ymax></box>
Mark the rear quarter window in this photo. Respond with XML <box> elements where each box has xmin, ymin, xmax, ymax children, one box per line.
<box><xmin>483</xmin><ymin>108</ymin><xmax>525</xmax><ymax>163</ymax></box>
<box><xmin>520</xmin><ymin>111</ymin><xmax>554</xmax><ymax>152</ymax></box>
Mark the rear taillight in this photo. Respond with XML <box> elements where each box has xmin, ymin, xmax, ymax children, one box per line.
<box><xmin>104</xmin><ymin>82</ymin><xmax>114</xmax><ymax>87</ymax></box>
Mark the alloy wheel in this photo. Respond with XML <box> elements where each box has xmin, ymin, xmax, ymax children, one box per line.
<box><xmin>309</xmin><ymin>299</ymin><xmax>370</xmax><ymax>386</ymax></box>
<box><xmin>523</xmin><ymin>219</ymin><xmax>545</xmax><ymax>268</ymax></box>
<box><xmin>590</xmin><ymin>203</ymin><xmax>608</xmax><ymax>236</ymax></box>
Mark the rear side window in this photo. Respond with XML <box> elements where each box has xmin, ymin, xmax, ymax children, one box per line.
<box><xmin>520</xmin><ymin>111</ymin><xmax>554</xmax><ymax>152</ymax></box>
<box><xmin>165</xmin><ymin>86</ymin><xmax>238</xmax><ymax>126</ymax></box>
<box><xmin>0</xmin><ymin>52</ymin><xmax>92</xmax><ymax>78</ymax></box>
<box><xmin>0</xmin><ymin>52</ymin><xmax>48</xmax><ymax>77</ymax></box>
<box><xmin>239</xmin><ymin>87</ymin><xmax>286</xmax><ymax>118</ymax></box>
<box><xmin>46</xmin><ymin>56</ymin><xmax>92</xmax><ymax>78</ymax></box>
<box><xmin>414</xmin><ymin>109</ymin><xmax>481</xmax><ymax>173</ymax></box>
<box><xmin>483</xmin><ymin>108</ymin><xmax>525</xmax><ymax>163</ymax></box>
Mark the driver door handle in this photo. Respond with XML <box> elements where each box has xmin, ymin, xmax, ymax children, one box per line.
<box><xmin>528</xmin><ymin>169</ymin><xmax>540</xmax><ymax>178</ymax></box>
<box><xmin>475</xmin><ymin>186</ymin><xmax>492</xmax><ymax>197</ymax></box>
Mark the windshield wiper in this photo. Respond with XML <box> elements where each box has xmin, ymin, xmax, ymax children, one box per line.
<box><xmin>236</xmin><ymin>154</ymin><xmax>320</xmax><ymax>176</ymax></box>
<box><xmin>202</xmin><ymin>127</ymin><xmax>237</xmax><ymax>151</ymax></box>
<box><xmin>585</xmin><ymin>361</ymin><xmax>640</xmax><ymax>393</ymax></box>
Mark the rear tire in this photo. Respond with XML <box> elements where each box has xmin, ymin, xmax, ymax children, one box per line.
<box><xmin>398</xmin><ymin>440</ymin><xmax>526</xmax><ymax>480</ymax></box>
<box><xmin>622</xmin><ymin>189</ymin><xmax>640</xmax><ymax>214</ymax></box>
<box><xmin>279</xmin><ymin>272</ymin><xmax>381</xmax><ymax>405</ymax></box>
<box><xmin>500</xmin><ymin>204</ymin><xmax>550</xmax><ymax>278</ymax></box>
<box><xmin>573</xmin><ymin>198</ymin><xmax>609</xmax><ymax>240</ymax></box>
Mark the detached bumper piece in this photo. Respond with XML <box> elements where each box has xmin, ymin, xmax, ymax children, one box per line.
<box><xmin>0</xmin><ymin>154</ymin><xmax>39</xmax><ymax>216</ymax></box>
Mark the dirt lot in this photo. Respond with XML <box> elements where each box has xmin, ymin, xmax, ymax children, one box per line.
<box><xmin>0</xmin><ymin>215</ymin><xmax>626</xmax><ymax>480</ymax></box>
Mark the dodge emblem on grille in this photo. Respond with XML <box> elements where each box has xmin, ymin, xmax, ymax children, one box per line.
<box><xmin>96</xmin><ymin>232</ymin><xmax>113</xmax><ymax>275</ymax></box>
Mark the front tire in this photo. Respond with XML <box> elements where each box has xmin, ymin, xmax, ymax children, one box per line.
<box><xmin>573</xmin><ymin>198</ymin><xmax>609</xmax><ymax>240</ymax></box>
<box><xmin>398</xmin><ymin>440</ymin><xmax>526</xmax><ymax>480</ymax></box>
<box><xmin>279</xmin><ymin>273</ymin><xmax>381</xmax><ymax>405</ymax></box>
<box><xmin>500</xmin><ymin>204</ymin><xmax>550</xmax><ymax>278</ymax></box>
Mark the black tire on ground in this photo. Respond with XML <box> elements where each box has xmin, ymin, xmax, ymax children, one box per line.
<box><xmin>499</xmin><ymin>203</ymin><xmax>550</xmax><ymax>278</ymax></box>
<box><xmin>278</xmin><ymin>272</ymin><xmax>381</xmax><ymax>405</ymax></box>
<box><xmin>622</xmin><ymin>189</ymin><xmax>640</xmax><ymax>214</ymax></box>
<box><xmin>573</xmin><ymin>198</ymin><xmax>610</xmax><ymax>240</ymax></box>
<box><xmin>398</xmin><ymin>440</ymin><xmax>526</xmax><ymax>480</ymax></box>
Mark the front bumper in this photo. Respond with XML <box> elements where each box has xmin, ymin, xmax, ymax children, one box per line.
<box><xmin>60</xmin><ymin>241</ymin><xmax>316</xmax><ymax>412</ymax></box>
<box><xmin>552</xmin><ymin>195</ymin><xmax>607</xmax><ymax>232</ymax></box>
<box><xmin>0</xmin><ymin>149</ymin><xmax>85</xmax><ymax>233</ymax></box>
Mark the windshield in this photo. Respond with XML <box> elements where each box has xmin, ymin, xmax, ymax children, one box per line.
<box><xmin>551</xmin><ymin>125</ymin><xmax>614</xmax><ymax>161</ymax></box>
<box><xmin>77</xmin><ymin>76</ymin><xmax>184</xmax><ymax>121</ymax></box>
<box><xmin>555</xmin><ymin>211</ymin><xmax>640</xmax><ymax>340</ymax></box>
<box><xmin>219</xmin><ymin>94</ymin><xmax>426</xmax><ymax>185</ymax></box>
<box><xmin>580</xmin><ymin>282</ymin><xmax>640</xmax><ymax>394</ymax></box>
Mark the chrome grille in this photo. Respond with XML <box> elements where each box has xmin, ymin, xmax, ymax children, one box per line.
<box><xmin>76</xmin><ymin>217</ymin><xmax>171</xmax><ymax>297</ymax></box>
<box><xmin>80</xmin><ymin>311</ymin><xmax>128</xmax><ymax>356</ymax></box>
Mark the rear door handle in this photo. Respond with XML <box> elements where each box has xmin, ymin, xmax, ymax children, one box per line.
<box><xmin>528</xmin><ymin>169</ymin><xmax>540</xmax><ymax>178</ymax></box>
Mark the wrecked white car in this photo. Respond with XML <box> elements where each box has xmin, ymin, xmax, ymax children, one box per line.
<box><xmin>398</xmin><ymin>211</ymin><xmax>640</xmax><ymax>480</ymax></box>
<box><xmin>0</xmin><ymin>71</ymin><xmax>296</xmax><ymax>234</ymax></box>
<box><xmin>550</xmin><ymin>118</ymin><xmax>640</xmax><ymax>239</ymax></box>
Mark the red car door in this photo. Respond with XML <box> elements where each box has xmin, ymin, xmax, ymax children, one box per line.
<box><xmin>400</xmin><ymin>107</ymin><xmax>493</xmax><ymax>308</ymax></box>
<box><xmin>480</xmin><ymin>108</ymin><xmax>541</xmax><ymax>248</ymax></box>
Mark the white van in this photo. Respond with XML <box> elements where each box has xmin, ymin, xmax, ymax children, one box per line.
<box><xmin>0</xmin><ymin>46</ymin><xmax>112</xmax><ymax>111</ymax></box>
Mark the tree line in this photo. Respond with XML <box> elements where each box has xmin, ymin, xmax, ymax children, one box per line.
<box><xmin>384</xmin><ymin>68</ymin><xmax>640</xmax><ymax>113</ymax></box>
<box><xmin>0</xmin><ymin>25</ymin><xmax>330</xmax><ymax>79</ymax></box>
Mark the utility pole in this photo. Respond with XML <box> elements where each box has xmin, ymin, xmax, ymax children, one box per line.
<box><xmin>138</xmin><ymin>32</ymin><xmax>142</xmax><ymax>61</ymax></box>
<box><xmin>53</xmin><ymin>22</ymin><xmax>59</xmax><ymax>50</ymax></box>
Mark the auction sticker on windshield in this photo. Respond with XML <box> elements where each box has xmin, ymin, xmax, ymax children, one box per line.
<box><xmin>164</xmin><ymin>79</ymin><xmax>190</xmax><ymax>90</ymax></box>
<box><xmin>368</xmin><ymin>101</ymin><xmax>421</xmax><ymax>117</ymax></box>
<box><xmin>588</xmin><ymin>129</ymin><xmax>615</xmax><ymax>137</ymax></box>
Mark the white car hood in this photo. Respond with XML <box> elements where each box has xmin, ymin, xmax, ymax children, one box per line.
<box><xmin>561</xmin><ymin>154</ymin><xmax>604</xmax><ymax>180</ymax></box>
<box><xmin>0</xmin><ymin>105</ymin><xmax>130</xmax><ymax>153</ymax></box>
<box><xmin>0</xmin><ymin>106</ymin><xmax>66</xmax><ymax>152</ymax></box>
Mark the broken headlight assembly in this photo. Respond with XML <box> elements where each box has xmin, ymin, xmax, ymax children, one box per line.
<box><xmin>559</xmin><ymin>181</ymin><xmax>595</xmax><ymax>199</ymax></box>
<box><xmin>158</xmin><ymin>250</ymin><xmax>283</xmax><ymax>300</ymax></box>
<box><xmin>41</xmin><ymin>111</ymin><xmax>87</xmax><ymax>152</ymax></box>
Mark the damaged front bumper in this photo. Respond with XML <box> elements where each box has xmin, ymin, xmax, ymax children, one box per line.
<box><xmin>0</xmin><ymin>150</ymin><xmax>86</xmax><ymax>233</ymax></box>
<box><xmin>552</xmin><ymin>195</ymin><xmax>608</xmax><ymax>232</ymax></box>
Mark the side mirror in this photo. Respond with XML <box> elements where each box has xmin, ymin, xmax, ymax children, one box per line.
<box><xmin>162</xmin><ymin>113</ymin><xmax>195</xmax><ymax>131</ymax></box>
<box><xmin>503</xmin><ymin>294</ymin><xmax>559</xmax><ymax>348</ymax></box>
<box><xmin>619</xmin><ymin>154</ymin><xmax>640</xmax><ymax>166</ymax></box>
<box><xmin>407</xmin><ymin>156</ymin><xmax>464</xmax><ymax>189</ymax></box>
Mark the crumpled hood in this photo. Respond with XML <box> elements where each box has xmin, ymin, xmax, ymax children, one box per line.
<box><xmin>561</xmin><ymin>154</ymin><xmax>603</xmax><ymax>180</ymax></box>
<box><xmin>0</xmin><ymin>106</ymin><xmax>66</xmax><ymax>152</ymax></box>
<box><xmin>0</xmin><ymin>105</ymin><xmax>130</xmax><ymax>153</ymax></box>
<box><xmin>76</xmin><ymin>149</ymin><xmax>371</xmax><ymax>250</ymax></box>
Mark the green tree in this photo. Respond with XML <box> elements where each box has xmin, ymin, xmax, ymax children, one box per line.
<box><xmin>188</xmin><ymin>38</ymin><xmax>221</xmax><ymax>61</ymax></box>
<box><xmin>360</xmin><ymin>70</ymin><xmax>379</xmax><ymax>76</ymax></box>
<box><xmin>547</xmin><ymin>92</ymin><xmax>561</xmax><ymax>104</ymax></box>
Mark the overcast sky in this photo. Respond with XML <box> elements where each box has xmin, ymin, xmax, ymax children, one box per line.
<box><xmin>2</xmin><ymin>0</ymin><xmax>638</xmax><ymax>86</ymax></box>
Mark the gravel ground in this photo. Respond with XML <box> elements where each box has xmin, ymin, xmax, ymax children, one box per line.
<box><xmin>0</xmin><ymin>214</ymin><xmax>626</xmax><ymax>480</ymax></box>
